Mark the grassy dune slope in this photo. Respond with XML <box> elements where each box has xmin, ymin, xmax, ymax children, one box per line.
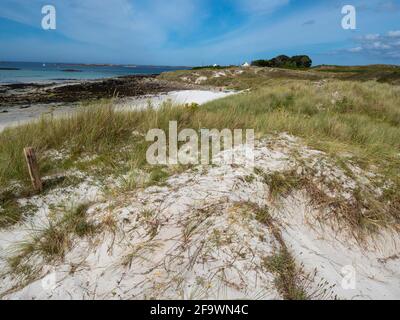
<box><xmin>1</xmin><ymin>67</ymin><xmax>400</xmax><ymax>299</ymax></box>
<box><xmin>159</xmin><ymin>65</ymin><xmax>400</xmax><ymax>88</ymax></box>
<box><xmin>1</xmin><ymin>76</ymin><xmax>399</xmax><ymax>233</ymax></box>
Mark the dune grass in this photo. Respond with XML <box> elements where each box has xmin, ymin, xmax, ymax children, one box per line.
<box><xmin>0</xmin><ymin>79</ymin><xmax>399</xmax><ymax>231</ymax></box>
<box><xmin>7</xmin><ymin>203</ymin><xmax>97</xmax><ymax>279</ymax></box>
<box><xmin>263</xmin><ymin>249</ymin><xmax>309</xmax><ymax>300</ymax></box>
<box><xmin>161</xmin><ymin>65</ymin><xmax>400</xmax><ymax>88</ymax></box>
<box><xmin>0</xmin><ymin>99</ymin><xmax>168</xmax><ymax>193</ymax></box>
<box><xmin>159</xmin><ymin>67</ymin><xmax>331</xmax><ymax>90</ymax></box>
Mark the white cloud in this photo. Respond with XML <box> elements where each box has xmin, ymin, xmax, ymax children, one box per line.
<box><xmin>378</xmin><ymin>1</ymin><xmax>400</xmax><ymax>12</ymax></box>
<box><xmin>0</xmin><ymin>0</ymin><xmax>207</xmax><ymax>58</ymax></box>
<box><xmin>348</xmin><ymin>31</ymin><xmax>400</xmax><ymax>60</ymax></box>
<box><xmin>348</xmin><ymin>47</ymin><xmax>363</xmax><ymax>53</ymax></box>
<box><xmin>236</xmin><ymin>0</ymin><xmax>290</xmax><ymax>14</ymax></box>
<box><xmin>365</xmin><ymin>34</ymin><xmax>380</xmax><ymax>40</ymax></box>
<box><xmin>2</xmin><ymin>1</ymin><xmax>199</xmax><ymax>34</ymax></box>
<box><xmin>0</xmin><ymin>0</ymin><xmax>398</xmax><ymax>65</ymax></box>
<box><xmin>388</xmin><ymin>30</ymin><xmax>400</xmax><ymax>37</ymax></box>
<box><xmin>0</xmin><ymin>0</ymin><xmax>294</xmax><ymax>64</ymax></box>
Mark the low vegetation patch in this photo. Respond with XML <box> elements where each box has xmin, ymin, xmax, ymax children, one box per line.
<box><xmin>251</xmin><ymin>206</ymin><xmax>309</xmax><ymax>300</ymax></box>
<box><xmin>7</xmin><ymin>203</ymin><xmax>97</xmax><ymax>279</ymax></box>
<box><xmin>252</xmin><ymin>205</ymin><xmax>335</xmax><ymax>300</ymax></box>
<box><xmin>263</xmin><ymin>249</ymin><xmax>309</xmax><ymax>300</ymax></box>
<box><xmin>0</xmin><ymin>189</ymin><xmax>37</xmax><ymax>228</ymax></box>
<box><xmin>0</xmin><ymin>77</ymin><xmax>399</xmax><ymax>235</ymax></box>
<box><xmin>259</xmin><ymin>167</ymin><xmax>400</xmax><ymax>237</ymax></box>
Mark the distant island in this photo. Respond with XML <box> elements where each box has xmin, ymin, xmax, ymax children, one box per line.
<box><xmin>62</xmin><ymin>63</ymin><xmax>116</xmax><ymax>67</ymax></box>
<box><xmin>61</xmin><ymin>69</ymin><xmax>83</xmax><ymax>73</ymax></box>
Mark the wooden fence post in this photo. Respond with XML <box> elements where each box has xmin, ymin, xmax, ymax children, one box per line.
<box><xmin>24</xmin><ymin>147</ymin><xmax>43</xmax><ymax>193</ymax></box>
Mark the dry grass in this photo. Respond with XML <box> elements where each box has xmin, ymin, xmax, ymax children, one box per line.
<box><xmin>251</xmin><ymin>205</ymin><xmax>335</xmax><ymax>300</ymax></box>
<box><xmin>160</xmin><ymin>65</ymin><xmax>400</xmax><ymax>89</ymax></box>
<box><xmin>0</xmin><ymin>189</ymin><xmax>37</xmax><ymax>228</ymax></box>
<box><xmin>251</xmin><ymin>206</ymin><xmax>309</xmax><ymax>300</ymax></box>
<box><xmin>263</xmin><ymin>249</ymin><xmax>308</xmax><ymax>300</ymax></box>
<box><xmin>259</xmin><ymin>167</ymin><xmax>399</xmax><ymax>237</ymax></box>
<box><xmin>0</xmin><ymin>78</ymin><xmax>399</xmax><ymax>233</ymax></box>
<box><xmin>7</xmin><ymin>203</ymin><xmax>97</xmax><ymax>279</ymax></box>
<box><xmin>159</xmin><ymin>66</ymin><xmax>331</xmax><ymax>90</ymax></box>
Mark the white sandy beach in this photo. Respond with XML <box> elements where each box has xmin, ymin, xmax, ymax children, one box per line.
<box><xmin>0</xmin><ymin>89</ymin><xmax>237</xmax><ymax>132</ymax></box>
<box><xmin>116</xmin><ymin>89</ymin><xmax>236</xmax><ymax>111</ymax></box>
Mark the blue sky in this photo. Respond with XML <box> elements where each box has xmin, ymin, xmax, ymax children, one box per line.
<box><xmin>0</xmin><ymin>0</ymin><xmax>399</xmax><ymax>66</ymax></box>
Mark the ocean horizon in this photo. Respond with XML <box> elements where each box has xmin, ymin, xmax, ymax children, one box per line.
<box><xmin>0</xmin><ymin>61</ymin><xmax>190</xmax><ymax>84</ymax></box>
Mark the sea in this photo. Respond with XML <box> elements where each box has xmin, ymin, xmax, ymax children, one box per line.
<box><xmin>0</xmin><ymin>61</ymin><xmax>190</xmax><ymax>84</ymax></box>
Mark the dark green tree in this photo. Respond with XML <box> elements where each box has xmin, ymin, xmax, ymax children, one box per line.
<box><xmin>251</xmin><ymin>55</ymin><xmax>312</xmax><ymax>69</ymax></box>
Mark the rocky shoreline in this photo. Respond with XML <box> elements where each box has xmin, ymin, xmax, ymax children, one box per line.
<box><xmin>0</xmin><ymin>75</ymin><xmax>196</xmax><ymax>108</ymax></box>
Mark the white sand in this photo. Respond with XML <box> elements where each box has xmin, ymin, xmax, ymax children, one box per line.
<box><xmin>1</xmin><ymin>134</ymin><xmax>399</xmax><ymax>300</ymax></box>
<box><xmin>0</xmin><ymin>103</ymin><xmax>78</xmax><ymax>132</ymax></box>
<box><xmin>115</xmin><ymin>89</ymin><xmax>236</xmax><ymax>111</ymax></box>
